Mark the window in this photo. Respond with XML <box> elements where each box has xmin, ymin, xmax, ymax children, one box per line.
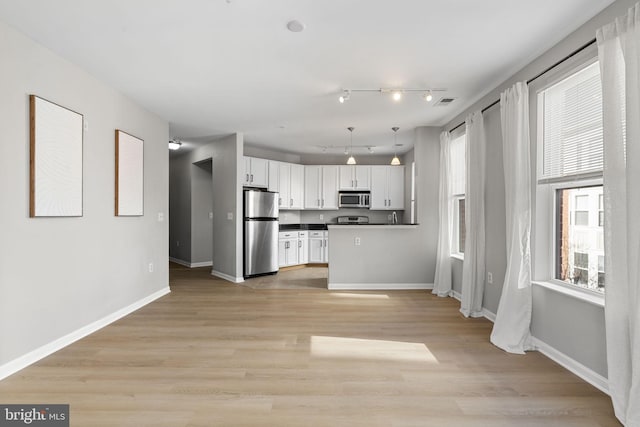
<box><xmin>450</xmin><ymin>133</ymin><xmax>466</xmax><ymax>255</ymax></box>
<box><xmin>536</xmin><ymin>59</ymin><xmax>605</xmax><ymax>294</ymax></box>
<box><xmin>598</xmin><ymin>194</ymin><xmax>604</xmax><ymax>227</ymax></box>
<box><xmin>574</xmin><ymin>195</ymin><xmax>589</xmax><ymax>225</ymax></box>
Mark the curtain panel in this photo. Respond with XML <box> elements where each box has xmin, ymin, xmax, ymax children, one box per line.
<box><xmin>597</xmin><ymin>3</ymin><xmax>640</xmax><ymax>425</ymax></box>
<box><xmin>460</xmin><ymin>111</ymin><xmax>486</xmax><ymax>318</ymax></box>
<box><xmin>490</xmin><ymin>82</ymin><xmax>534</xmax><ymax>354</ymax></box>
<box><xmin>433</xmin><ymin>131</ymin><xmax>453</xmax><ymax>297</ymax></box>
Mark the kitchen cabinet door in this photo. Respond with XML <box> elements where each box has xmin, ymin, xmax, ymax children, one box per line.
<box><xmin>338</xmin><ymin>165</ymin><xmax>354</xmax><ymax>190</ymax></box>
<box><xmin>323</xmin><ymin>232</ymin><xmax>329</xmax><ymax>263</ymax></box>
<box><xmin>289</xmin><ymin>164</ymin><xmax>305</xmax><ymax>209</ymax></box>
<box><xmin>308</xmin><ymin>237</ymin><xmax>324</xmax><ymax>263</ymax></box>
<box><xmin>321</xmin><ymin>166</ymin><xmax>339</xmax><ymax>209</ymax></box>
<box><xmin>298</xmin><ymin>232</ymin><xmax>309</xmax><ymax>265</ymax></box>
<box><xmin>353</xmin><ymin>166</ymin><xmax>371</xmax><ymax>190</ymax></box>
<box><xmin>268</xmin><ymin>161</ymin><xmax>279</xmax><ymax>193</ymax></box>
<box><xmin>242</xmin><ymin>157</ymin><xmax>268</xmax><ymax>188</ymax></box>
<box><xmin>387</xmin><ymin>166</ymin><xmax>405</xmax><ymax>209</ymax></box>
<box><xmin>278</xmin><ymin>163</ymin><xmax>291</xmax><ymax>209</ymax></box>
<box><xmin>249</xmin><ymin>157</ymin><xmax>268</xmax><ymax>187</ymax></box>
<box><xmin>304</xmin><ymin>166</ymin><xmax>322</xmax><ymax>209</ymax></box>
<box><xmin>278</xmin><ymin>237</ymin><xmax>299</xmax><ymax>267</ymax></box>
<box><xmin>370</xmin><ymin>166</ymin><xmax>388</xmax><ymax>210</ymax></box>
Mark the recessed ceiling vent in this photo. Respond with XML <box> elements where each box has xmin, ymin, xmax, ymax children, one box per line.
<box><xmin>435</xmin><ymin>97</ymin><xmax>457</xmax><ymax>107</ymax></box>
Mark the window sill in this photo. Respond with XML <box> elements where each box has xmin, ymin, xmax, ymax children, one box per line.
<box><xmin>451</xmin><ymin>254</ymin><xmax>464</xmax><ymax>262</ymax></box>
<box><xmin>532</xmin><ymin>280</ymin><xmax>604</xmax><ymax>308</ymax></box>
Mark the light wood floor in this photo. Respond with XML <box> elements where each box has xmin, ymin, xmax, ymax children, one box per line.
<box><xmin>0</xmin><ymin>264</ymin><xmax>619</xmax><ymax>426</ymax></box>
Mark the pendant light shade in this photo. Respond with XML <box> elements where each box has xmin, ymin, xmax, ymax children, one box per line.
<box><xmin>390</xmin><ymin>127</ymin><xmax>401</xmax><ymax>165</ymax></box>
<box><xmin>346</xmin><ymin>127</ymin><xmax>356</xmax><ymax>165</ymax></box>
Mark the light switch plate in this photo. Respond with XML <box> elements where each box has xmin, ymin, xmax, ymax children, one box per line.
<box><xmin>158</xmin><ymin>212</ymin><xmax>164</xmax><ymax>222</ymax></box>
<box><xmin>227</xmin><ymin>212</ymin><xmax>233</xmax><ymax>220</ymax></box>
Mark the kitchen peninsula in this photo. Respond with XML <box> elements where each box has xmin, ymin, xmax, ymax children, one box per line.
<box><xmin>327</xmin><ymin>223</ymin><xmax>429</xmax><ymax>290</ymax></box>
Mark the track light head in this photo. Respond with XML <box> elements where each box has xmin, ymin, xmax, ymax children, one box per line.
<box><xmin>339</xmin><ymin>90</ymin><xmax>351</xmax><ymax>103</ymax></box>
<box><xmin>168</xmin><ymin>139</ymin><xmax>182</xmax><ymax>150</ymax></box>
<box><xmin>424</xmin><ymin>91</ymin><xmax>433</xmax><ymax>102</ymax></box>
<box><xmin>392</xmin><ymin>90</ymin><xmax>402</xmax><ymax>101</ymax></box>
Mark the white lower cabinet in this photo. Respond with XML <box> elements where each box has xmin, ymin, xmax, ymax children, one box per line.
<box><xmin>278</xmin><ymin>231</ymin><xmax>310</xmax><ymax>267</ymax></box>
<box><xmin>279</xmin><ymin>230</ymin><xmax>327</xmax><ymax>267</ymax></box>
<box><xmin>298</xmin><ymin>231</ymin><xmax>309</xmax><ymax>264</ymax></box>
<box><xmin>308</xmin><ymin>230</ymin><xmax>329</xmax><ymax>263</ymax></box>
<box><xmin>278</xmin><ymin>231</ymin><xmax>299</xmax><ymax>267</ymax></box>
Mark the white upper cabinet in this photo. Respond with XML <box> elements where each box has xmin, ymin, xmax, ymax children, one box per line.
<box><xmin>339</xmin><ymin>165</ymin><xmax>370</xmax><ymax>190</ymax></box>
<box><xmin>370</xmin><ymin>165</ymin><xmax>405</xmax><ymax>210</ymax></box>
<box><xmin>289</xmin><ymin>164</ymin><xmax>304</xmax><ymax>210</ymax></box>
<box><xmin>242</xmin><ymin>156</ymin><xmax>268</xmax><ymax>188</ymax></box>
<box><xmin>266</xmin><ymin>160</ymin><xmax>304</xmax><ymax>210</ymax></box>
<box><xmin>305</xmin><ymin>165</ymin><xmax>338</xmax><ymax>210</ymax></box>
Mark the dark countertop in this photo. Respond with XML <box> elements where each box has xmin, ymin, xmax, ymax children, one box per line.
<box><xmin>328</xmin><ymin>223</ymin><xmax>420</xmax><ymax>226</ymax></box>
<box><xmin>279</xmin><ymin>223</ymin><xmax>328</xmax><ymax>231</ymax></box>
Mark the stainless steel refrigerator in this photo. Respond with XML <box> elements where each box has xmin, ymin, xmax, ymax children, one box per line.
<box><xmin>244</xmin><ymin>189</ymin><xmax>279</xmax><ymax>278</ymax></box>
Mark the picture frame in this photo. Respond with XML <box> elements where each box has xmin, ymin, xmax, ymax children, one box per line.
<box><xmin>29</xmin><ymin>95</ymin><xmax>84</xmax><ymax>217</ymax></box>
<box><xmin>115</xmin><ymin>129</ymin><xmax>144</xmax><ymax>216</ymax></box>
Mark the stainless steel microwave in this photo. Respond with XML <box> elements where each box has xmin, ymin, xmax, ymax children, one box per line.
<box><xmin>338</xmin><ymin>191</ymin><xmax>370</xmax><ymax>208</ymax></box>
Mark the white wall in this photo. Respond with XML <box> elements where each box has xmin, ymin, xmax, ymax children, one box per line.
<box><xmin>0</xmin><ymin>20</ymin><xmax>169</xmax><ymax>368</ymax></box>
<box><xmin>168</xmin><ymin>134</ymin><xmax>243</xmax><ymax>280</ymax></box>
<box><xmin>445</xmin><ymin>0</ymin><xmax>636</xmax><ymax>379</ymax></box>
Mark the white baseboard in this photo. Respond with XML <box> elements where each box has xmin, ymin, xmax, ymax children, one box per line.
<box><xmin>191</xmin><ymin>261</ymin><xmax>213</xmax><ymax>268</ymax></box>
<box><xmin>211</xmin><ymin>269</ymin><xmax>244</xmax><ymax>283</ymax></box>
<box><xmin>328</xmin><ymin>283</ymin><xmax>433</xmax><ymax>290</ymax></box>
<box><xmin>531</xmin><ymin>336</ymin><xmax>609</xmax><ymax>395</ymax></box>
<box><xmin>446</xmin><ymin>289</ymin><xmax>608</xmax><ymax>395</ymax></box>
<box><xmin>169</xmin><ymin>257</ymin><xmax>190</xmax><ymax>267</ymax></box>
<box><xmin>482</xmin><ymin>308</ymin><xmax>496</xmax><ymax>322</ymax></box>
<box><xmin>169</xmin><ymin>257</ymin><xmax>212</xmax><ymax>268</ymax></box>
<box><xmin>0</xmin><ymin>286</ymin><xmax>171</xmax><ymax>381</ymax></box>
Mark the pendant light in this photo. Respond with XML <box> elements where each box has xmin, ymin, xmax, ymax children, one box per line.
<box><xmin>390</xmin><ymin>127</ymin><xmax>401</xmax><ymax>165</ymax></box>
<box><xmin>346</xmin><ymin>127</ymin><xmax>356</xmax><ymax>165</ymax></box>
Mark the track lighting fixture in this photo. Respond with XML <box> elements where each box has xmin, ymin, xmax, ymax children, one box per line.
<box><xmin>346</xmin><ymin>127</ymin><xmax>356</xmax><ymax>165</ymax></box>
<box><xmin>168</xmin><ymin>139</ymin><xmax>182</xmax><ymax>150</ymax></box>
<box><xmin>390</xmin><ymin>127</ymin><xmax>401</xmax><ymax>166</ymax></box>
<box><xmin>338</xmin><ymin>87</ymin><xmax>444</xmax><ymax>103</ymax></box>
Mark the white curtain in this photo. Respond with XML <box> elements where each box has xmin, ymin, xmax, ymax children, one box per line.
<box><xmin>433</xmin><ymin>131</ymin><xmax>453</xmax><ymax>297</ymax></box>
<box><xmin>597</xmin><ymin>5</ymin><xmax>640</xmax><ymax>425</ymax></box>
<box><xmin>490</xmin><ymin>82</ymin><xmax>534</xmax><ymax>354</ymax></box>
<box><xmin>460</xmin><ymin>111</ymin><xmax>486</xmax><ymax>317</ymax></box>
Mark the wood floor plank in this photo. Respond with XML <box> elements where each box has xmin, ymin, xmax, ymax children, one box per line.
<box><xmin>0</xmin><ymin>264</ymin><xmax>619</xmax><ymax>426</ymax></box>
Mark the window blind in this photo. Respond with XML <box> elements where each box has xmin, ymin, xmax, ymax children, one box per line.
<box><xmin>540</xmin><ymin>61</ymin><xmax>603</xmax><ymax>182</ymax></box>
<box><xmin>450</xmin><ymin>134</ymin><xmax>466</xmax><ymax>195</ymax></box>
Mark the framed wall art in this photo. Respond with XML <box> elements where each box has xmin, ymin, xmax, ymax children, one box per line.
<box><xmin>29</xmin><ymin>95</ymin><xmax>83</xmax><ymax>217</ymax></box>
<box><xmin>115</xmin><ymin>129</ymin><xmax>144</xmax><ymax>216</ymax></box>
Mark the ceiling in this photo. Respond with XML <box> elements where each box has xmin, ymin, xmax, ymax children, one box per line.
<box><xmin>0</xmin><ymin>0</ymin><xmax>615</xmax><ymax>156</ymax></box>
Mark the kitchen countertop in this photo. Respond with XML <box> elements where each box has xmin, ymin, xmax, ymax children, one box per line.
<box><xmin>279</xmin><ymin>223</ymin><xmax>328</xmax><ymax>231</ymax></box>
<box><xmin>328</xmin><ymin>223</ymin><xmax>419</xmax><ymax>227</ymax></box>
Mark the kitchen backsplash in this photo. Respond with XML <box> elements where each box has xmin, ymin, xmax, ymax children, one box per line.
<box><xmin>279</xmin><ymin>209</ymin><xmax>404</xmax><ymax>225</ymax></box>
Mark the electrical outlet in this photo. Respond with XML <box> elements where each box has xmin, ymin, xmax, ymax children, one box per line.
<box><xmin>387</xmin><ymin>214</ymin><xmax>392</xmax><ymax>221</ymax></box>
<box><xmin>487</xmin><ymin>272</ymin><xmax>493</xmax><ymax>284</ymax></box>
<box><xmin>176</xmin><ymin>241</ymin><xmax>180</xmax><ymax>247</ymax></box>
<box><xmin>227</xmin><ymin>212</ymin><xmax>233</xmax><ymax>220</ymax></box>
<box><xmin>319</xmin><ymin>214</ymin><xmax>324</xmax><ymax>221</ymax></box>
<box><xmin>148</xmin><ymin>263</ymin><xmax>154</xmax><ymax>273</ymax></box>
<box><xmin>209</xmin><ymin>212</ymin><xmax>213</xmax><ymax>219</ymax></box>
<box><xmin>355</xmin><ymin>237</ymin><xmax>361</xmax><ymax>246</ymax></box>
